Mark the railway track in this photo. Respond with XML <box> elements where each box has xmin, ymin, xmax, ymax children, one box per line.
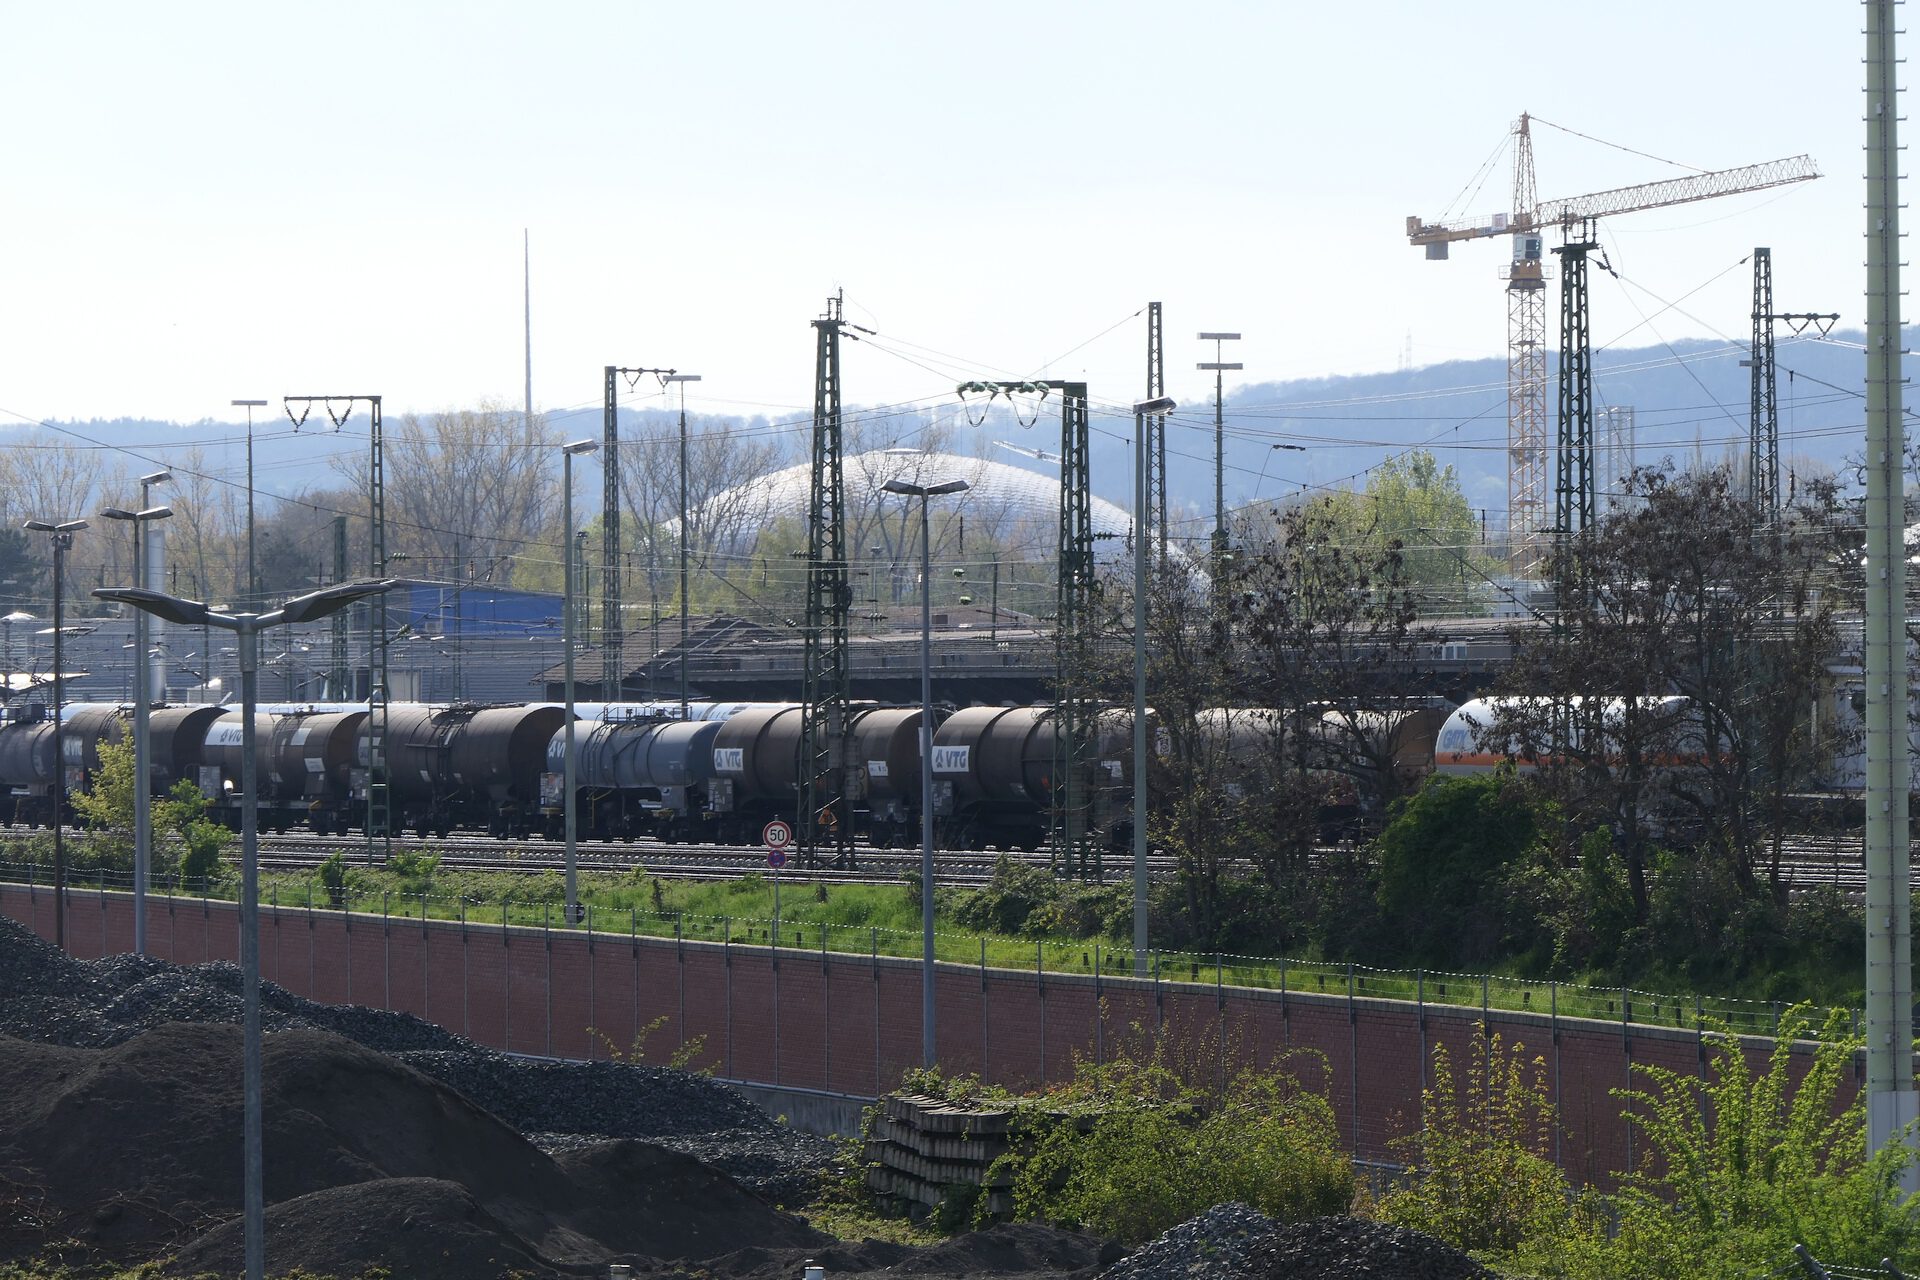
<box><xmin>253</xmin><ymin>831</ymin><xmax>1187</xmax><ymax>887</ymax></box>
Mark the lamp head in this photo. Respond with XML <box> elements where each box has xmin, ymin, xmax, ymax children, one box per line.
<box><xmin>1133</xmin><ymin>396</ymin><xmax>1177</xmax><ymax>416</ymax></box>
<box><xmin>562</xmin><ymin>439</ymin><xmax>599</xmax><ymax>456</ymax></box>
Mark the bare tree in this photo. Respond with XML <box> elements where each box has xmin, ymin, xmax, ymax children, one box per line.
<box><xmin>335</xmin><ymin>402</ymin><xmax>557</xmax><ymax>587</ymax></box>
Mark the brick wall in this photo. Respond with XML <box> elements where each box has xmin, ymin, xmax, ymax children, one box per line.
<box><xmin>0</xmin><ymin>880</ymin><xmax>1861</xmax><ymax>1184</ymax></box>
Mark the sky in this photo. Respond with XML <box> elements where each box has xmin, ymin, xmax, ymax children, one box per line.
<box><xmin>0</xmin><ymin>2</ymin><xmax>1872</xmax><ymax>460</ymax></box>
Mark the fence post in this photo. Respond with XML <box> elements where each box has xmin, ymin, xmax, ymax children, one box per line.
<box><xmin>1038</xmin><ymin>938</ymin><xmax>1047</xmax><ymax>1089</ymax></box>
<box><xmin>1551</xmin><ymin>979</ymin><xmax>1562</xmax><ymax>1172</ymax></box>
<box><xmin>1347</xmin><ymin>963</ymin><xmax>1358</xmax><ymax>1156</ymax></box>
<box><xmin>980</xmin><ymin>936</ymin><xmax>989</xmax><ymax>1082</ymax></box>
<box><xmin>1094</xmin><ymin>942</ymin><xmax>1103</xmax><ymax>1066</ymax></box>
<box><xmin>1215</xmin><ymin>952</ymin><xmax>1225</xmax><ymax>1099</ymax></box>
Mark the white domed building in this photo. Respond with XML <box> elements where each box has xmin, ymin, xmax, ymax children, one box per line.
<box><xmin>688</xmin><ymin>448</ymin><xmax>1198</xmax><ymax>576</ymax></box>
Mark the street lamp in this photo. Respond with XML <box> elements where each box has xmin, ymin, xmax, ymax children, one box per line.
<box><xmin>137</xmin><ymin>471</ymin><xmax>173</xmax><ymax>700</ymax></box>
<box><xmin>1131</xmin><ymin>397</ymin><xmax>1176</xmax><ymax>974</ymax></box>
<box><xmin>101</xmin><ymin>503</ymin><xmax>174</xmax><ymax>957</ymax></box>
<box><xmin>96</xmin><ymin>577</ymin><xmax>394</xmax><ymax>1280</ymax></box>
<box><xmin>24</xmin><ymin>518</ymin><xmax>86</xmax><ymax>951</ymax></box>
<box><xmin>560</xmin><ymin>439</ymin><xmax>599</xmax><ymax>926</ymax></box>
<box><xmin>881</xmin><ymin>473</ymin><xmax>971</xmax><ymax>1069</ymax></box>
<box><xmin>662</xmin><ymin>374</ymin><xmax>701</xmax><ymax>720</ymax></box>
<box><xmin>232</xmin><ymin>401</ymin><xmax>267</xmax><ymax>606</ymax></box>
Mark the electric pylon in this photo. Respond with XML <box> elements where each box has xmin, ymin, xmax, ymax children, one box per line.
<box><xmin>799</xmin><ymin>294</ymin><xmax>856</xmax><ymax>869</ymax></box>
<box><xmin>956</xmin><ymin>377</ymin><xmax>1097</xmax><ymax>874</ymax></box>
<box><xmin>286</xmin><ymin>394</ymin><xmax>388</xmax><ymax>862</ymax></box>
<box><xmin>1552</xmin><ymin>222</ymin><xmax>1600</xmax><ymax>567</ymax></box>
<box><xmin>1145</xmin><ymin>302</ymin><xmax>1167</xmax><ymax>568</ymax></box>
<box><xmin>603</xmin><ymin>365</ymin><xmax>675</xmax><ymax>700</ymax></box>
<box><xmin>1748</xmin><ymin>247</ymin><xmax>1838</xmax><ymax>521</ymax></box>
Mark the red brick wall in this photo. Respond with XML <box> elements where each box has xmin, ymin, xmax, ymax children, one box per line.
<box><xmin>0</xmin><ymin>882</ymin><xmax>1863</xmax><ymax>1185</ymax></box>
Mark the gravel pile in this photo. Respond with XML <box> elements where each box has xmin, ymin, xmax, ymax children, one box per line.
<box><xmin>1101</xmin><ymin>1211</ymin><xmax>1496</xmax><ymax>1280</ymax></box>
<box><xmin>1245</xmin><ymin>1216</ymin><xmax>1497</xmax><ymax>1280</ymax></box>
<box><xmin>392</xmin><ymin>1049</ymin><xmax>840</xmax><ymax>1203</ymax></box>
<box><xmin>0</xmin><ymin>918</ymin><xmax>834</xmax><ymax>1201</ymax></box>
<box><xmin>1100</xmin><ymin>1202</ymin><xmax>1277</xmax><ymax>1280</ymax></box>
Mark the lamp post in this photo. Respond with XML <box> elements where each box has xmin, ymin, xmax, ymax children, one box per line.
<box><xmin>1131</xmin><ymin>397</ymin><xmax>1176</xmax><ymax>974</ymax></box>
<box><xmin>24</xmin><ymin>518</ymin><xmax>86</xmax><ymax>950</ymax></box>
<box><xmin>101</xmin><ymin>503</ymin><xmax>173</xmax><ymax>957</ymax></box>
<box><xmin>561</xmin><ymin>439</ymin><xmax>599</xmax><ymax>925</ymax></box>
<box><xmin>881</xmin><ymin>473</ymin><xmax>971</xmax><ymax>1069</ymax></box>
<box><xmin>96</xmin><ymin>578</ymin><xmax>395</xmax><ymax>1280</ymax></box>
<box><xmin>232</xmin><ymin>401</ymin><xmax>267</xmax><ymax>606</ymax></box>
<box><xmin>662</xmin><ymin>374</ymin><xmax>701</xmax><ymax>720</ymax></box>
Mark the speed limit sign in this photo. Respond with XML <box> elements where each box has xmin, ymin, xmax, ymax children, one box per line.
<box><xmin>762</xmin><ymin>819</ymin><xmax>794</xmax><ymax>852</ymax></box>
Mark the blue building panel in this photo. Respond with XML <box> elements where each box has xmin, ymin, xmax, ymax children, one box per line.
<box><xmin>397</xmin><ymin>581</ymin><xmax>563</xmax><ymax>638</ymax></box>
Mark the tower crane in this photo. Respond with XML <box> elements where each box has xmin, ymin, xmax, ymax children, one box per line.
<box><xmin>1408</xmin><ymin>113</ymin><xmax>1819</xmax><ymax>574</ymax></box>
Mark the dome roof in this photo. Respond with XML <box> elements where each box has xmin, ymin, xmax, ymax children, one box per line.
<box><xmin>697</xmin><ymin>449</ymin><xmax>1194</xmax><ymax>569</ymax></box>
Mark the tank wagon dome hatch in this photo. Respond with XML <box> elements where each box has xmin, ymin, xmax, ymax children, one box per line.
<box><xmin>682</xmin><ymin>448</ymin><xmax>1206</xmax><ymax>580</ymax></box>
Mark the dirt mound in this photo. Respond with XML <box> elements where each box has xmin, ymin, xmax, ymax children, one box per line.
<box><xmin>0</xmin><ymin>1021</ymin><xmax>825</xmax><ymax>1269</ymax></box>
<box><xmin>166</xmin><ymin>1178</ymin><xmax>576</xmax><ymax>1280</ymax></box>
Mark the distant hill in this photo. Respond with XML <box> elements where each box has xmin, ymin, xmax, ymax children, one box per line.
<box><xmin>8</xmin><ymin>333</ymin><xmax>1887</xmax><ymax>535</ymax></box>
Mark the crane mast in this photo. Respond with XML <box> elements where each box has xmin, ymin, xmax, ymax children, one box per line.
<box><xmin>1408</xmin><ymin>114</ymin><xmax>1818</xmax><ymax>574</ymax></box>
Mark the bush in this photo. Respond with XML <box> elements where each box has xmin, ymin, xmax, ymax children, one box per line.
<box><xmin>992</xmin><ymin>1046</ymin><xmax>1353</xmax><ymax>1243</ymax></box>
<box><xmin>1374</xmin><ymin>770</ymin><xmax>1547</xmax><ymax>967</ymax></box>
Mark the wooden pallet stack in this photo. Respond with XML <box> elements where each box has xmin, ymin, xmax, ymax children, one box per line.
<box><xmin>862</xmin><ymin>1093</ymin><xmax>1020</xmax><ymax>1218</ymax></box>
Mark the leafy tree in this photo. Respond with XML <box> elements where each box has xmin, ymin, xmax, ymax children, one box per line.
<box><xmin>1498</xmin><ymin>465</ymin><xmax>1844</xmax><ymax>917</ymax></box>
<box><xmin>1316</xmin><ymin>449</ymin><xmax>1491</xmax><ymax>594</ymax></box>
<box><xmin>72</xmin><ymin>738</ymin><xmax>231</xmax><ymax>883</ymax></box>
<box><xmin>1380</xmin><ymin>1033</ymin><xmax>1574</xmax><ymax>1255</ymax></box>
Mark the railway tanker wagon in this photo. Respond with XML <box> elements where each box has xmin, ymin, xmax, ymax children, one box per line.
<box><xmin>542</xmin><ymin>717</ymin><xmax>724</xmax><ymax>843</ymax></box>
<box><xmin>268</xmin><ymin>710</ymin><xmax>368</xmax><ymax>836</ymax></box>
<box><xmin>381</xmin><ymin>706</ymin><xmax>476</xmax><ymax>838</ymax></box>
<box><xmin>929</xmin><ymin>705</ymin><xmax>1057</xmax><ymax>851</ymax></box>
<box><xmin>848</xmin><ymin>707</ymin><xmax>926</xmax><ymax>848</ymax></box>
<box><xmin>146</xmin><ymin>705</ymin><xmax>226</xmax><ymax>800</ymax></box>
<box><xmin>197</xmin><ymin>712</ymin><xmax>285</xmax><ymax>830</ymax></box>
<box><xmin>705</xmin><ymin>704</ymin><xmax>807</xmax><ymax>845</ymax></box>
<box><xmin>454</xmin><ymin>705</ymin><xmax>567</xmax><ymax>837</ymax></box>
<box><xmin>0</xmin><ymin>715</ymin><xmax>58</xmax><ymax>827</ymax></box>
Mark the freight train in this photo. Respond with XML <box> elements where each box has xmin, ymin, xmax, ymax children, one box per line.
<box><xmin>0</xmin><ymin>698</ymin><xmax>1458</xmax><ymax>852</ymax></box>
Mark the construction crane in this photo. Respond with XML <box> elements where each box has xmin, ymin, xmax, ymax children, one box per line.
<box><xmin>1408</xmin><ymin>113</ymin><xmax>1818</xmax><ymax>574</ymax></box>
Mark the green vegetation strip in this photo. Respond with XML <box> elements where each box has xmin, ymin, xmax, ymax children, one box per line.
<box><xmin>0</xmin><ymin>855</ymin><xmax>1809</xmax><ymax>1037</ymax></box>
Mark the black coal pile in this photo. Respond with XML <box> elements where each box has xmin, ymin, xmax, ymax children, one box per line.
<box><xmin>1244</xmin><ymin>1216</ymin><xmax>1498</xmax><ymax>1280</ymax></box>
<box><xmin>1100</xmin><ymin>1202</ymin><xmax>1277</xmax><ymax>1280</ymax></box>
<box><xmin>0</xmin><ymin>917</ymin><xmax>832</xmax><ymax>1202</ymax></box>
<box><xmin>1099</xmin><ymin>1211</ymin><xmax>1498</xmax><ymax>1280</ymax></box>
<box><xmin>394</xmin><ymin>1050</ymin><xmax>840</xmax><ymax>1203</ymax></box>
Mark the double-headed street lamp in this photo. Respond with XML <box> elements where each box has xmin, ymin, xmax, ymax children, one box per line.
<box><xmin>95</xmin><ymin>578</ymin><xmax>394</xmax><ymax>1280</ymax></box>
<box><xmin>662</xmin><ymin>374</ymin><xmax>701</xmax><ymax>720</ymax></box>
<box><xmin>881</xmin><ymin>473</ymin><xmax>971</xmax><ymax>1069</ymax></box>
<box><xmin>24</xmin><ymin>518</ymin><xmax>86</xmax><ymax>950</ymax></box>
<box><xmin>101</xmin><ymin>502</ymin><xmax>173</xmax><ymax>957</ymax></box>
<box><xmin>560</xmin><ymin>438</ymin><xmax>599</xmax><ymax>926</ymax></box>
<box><xmin>1131</xmin><ymin>397</ymin><xmax>1176</xmax><ymax>974</ymax></box>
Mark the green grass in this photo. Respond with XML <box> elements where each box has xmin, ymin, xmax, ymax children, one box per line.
<box><xmin>0</xmin><ymin>846</ymin><xmax>1828</xmax><ymax>1038</ymax></box>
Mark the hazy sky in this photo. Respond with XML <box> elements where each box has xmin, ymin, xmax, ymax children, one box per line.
<box><xmin>0</xmin><ymin>2</ymin><xmax>1868</xmax><ymax>450</ymax></box>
